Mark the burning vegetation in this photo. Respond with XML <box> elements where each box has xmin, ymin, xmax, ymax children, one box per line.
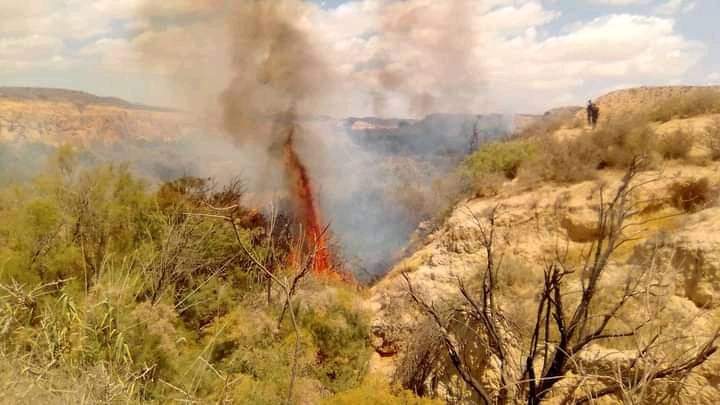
<box><xmin>215</xmin><ymin>1</ymin><xmax>339</xmax><ymax>276</ymax></box>
<box><xmin>283</xmin><ymin>127</ymin><xmax>333</xmax><ymax>275</ymax></box>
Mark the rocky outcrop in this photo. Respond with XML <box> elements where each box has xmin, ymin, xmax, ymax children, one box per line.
<box><xmin>633</xmin><ymin>207</ymin><xmax>720</xmax><ymax>308</ymax></box>
<box><xmin>370</xmin><ymin>159</ymin><xmax>720</xmax><ymax>403</ymax></box>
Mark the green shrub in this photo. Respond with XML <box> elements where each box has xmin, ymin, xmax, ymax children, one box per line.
<box><xmin>323</xmin><ymin>376</ymin><xmax>442</xmax><ymax>405</ymax></box>
<box><xmin>300</xmin><ymin>288</ymin><xmax>371</xmax><ymax>391</ymax></box>
<box><xmin>463</xmin><ymin>140</ymin><xmax>535</xmax><ymax>181</ymax></box>
<box><xmin>0</xmin><ymin>150</ymin><xmax>385</xmax><ymax>404</ymax></box>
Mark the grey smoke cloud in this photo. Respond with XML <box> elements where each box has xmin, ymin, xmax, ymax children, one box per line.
<box><xmin>372</xmin><ymin>0</ymin><xmax>485</xmax><ymax>116</ymax></box>
<box><xmin>133</xmin><ymin>0</ymin><xmax>498</xmax><ymax>278</ymax></box>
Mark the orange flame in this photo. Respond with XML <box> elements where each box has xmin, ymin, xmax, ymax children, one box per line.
<box><xmin>283</xmin><ymin>129</ymin><xmax>332</xmax><ymax>275</ymax></box>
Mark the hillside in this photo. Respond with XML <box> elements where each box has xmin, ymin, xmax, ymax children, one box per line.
<box><xmin>0</xmin><ymin>87</ymin><xmax>190</xmax><ymax>145</ymax></box>
<box><xmin>0</xmin><ymin>87</ymin><xmax>511</xmax><ymax>281</ymax></box>
<box><xmin>369</xmin><ymin>86</ymin><xmax>720</xmax><ymax>403</ymax></box>
<box><xmin>4</xmin><ymin>84</ymin><xmax>720</xmax><ymax>403</ymax></box>
<box><xmin>593</xmin><ymin>85</ymin><xmax>720</xmax><ymax>117</ymax></box>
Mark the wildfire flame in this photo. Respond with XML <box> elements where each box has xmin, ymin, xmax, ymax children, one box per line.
<box><xmin>283</xmin><ymin>127</ymin><xmax>332</xmax><ymax>275</ymax></box>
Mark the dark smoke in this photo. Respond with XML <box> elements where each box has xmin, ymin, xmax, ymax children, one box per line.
<box><xmin>220</xmin><ymin>0</ymin><xmax>333</xmax><ymax>147</ymax></box>
<box><xmin>133</xmin><ymin>0</ymin><xmax>504</xmax><ymax>280</ymax></box>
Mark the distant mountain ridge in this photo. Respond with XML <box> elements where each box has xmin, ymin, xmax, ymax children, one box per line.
<box><xmin>0</xmin><ymin>87</ymin><xmax>172</xmax><ymax>112</ymax></box>
<box><xmin>0</xmin><ymin>87</ymin><xmax>190</xmax><ymax>145</ymax></box>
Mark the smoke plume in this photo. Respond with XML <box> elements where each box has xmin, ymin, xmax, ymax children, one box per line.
<box><xmin>133</xmin><ymin>0</ymin><xmax>500</xmax><ymax>279</ymax></box>
<box><xmin>220</xmin><ymin>1</ymin><xmax>335</xmax><ymax>273</ymax></box>
<box><xmin>372</xmin><ymin>0</ymin><xmax>484</xmax><ymax>116</ymax></box>
<box><xmin>220</xmin><ymin>1</ymin><xmax>333</xmax><ymax>145</ymax></box>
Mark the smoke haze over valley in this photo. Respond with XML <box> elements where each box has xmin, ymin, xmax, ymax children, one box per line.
<box><xmin>0</xmin><ymin>85</ymin><xmax>509</xmax><ymax>278</ymax></box>
<box><xmin>5</xmin><ymin>2</ymin><xmax>720</xmax><ymax>404</ymax></box>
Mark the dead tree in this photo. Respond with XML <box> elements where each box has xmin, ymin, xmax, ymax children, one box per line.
<box><xmin>404</xmin><ymin>157</ymin><xmax>720</xmax><ymax>404</ymax></box>
<box><xmin>403</xmin><ymin>205</ymin><xmax>517</xmax><ymax>404</ymax></box>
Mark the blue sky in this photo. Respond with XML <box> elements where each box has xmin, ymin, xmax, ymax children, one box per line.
<box><xmin>0</xmin><ymin>0</ymin><xmax>717</xmax><ymax>115</ymax></box>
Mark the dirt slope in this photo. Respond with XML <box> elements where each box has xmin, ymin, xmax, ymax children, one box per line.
<box><xmin>0</xmin><ymin>87</ymin><xmax>190</xmax><ymax>146</ymax></box>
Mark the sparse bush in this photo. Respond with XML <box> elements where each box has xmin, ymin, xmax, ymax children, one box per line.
<box><xmin>649</xmin><ymin>88</ymin><xmax>720</xmax><ymax>123</ymax></box>
<box><xmin>591</xmin><ymin>115</ymin><xmax>658</xmax><ymax>168</ymax></box>
<box><xmin>518</xmin><ymin>114</ymin><xmax>661</xmax><ymax>186</ymax></box>
<box><xmin>519</xmin><ymin>134</ymin><xmax>598</xmax><ymax>184</ymax></box>
<box><xmin>403</xmin><ymin>168</ymin><xmax>720</xmax><ymax>404</ymax></box>
<box><xmin>467</xmin><ymin>172</ymin><xmax>506</xmax><ymax>198</ymax></box>
<box><xmin>669</xmin><ymin>177</ymin><xmax>713</xmax><ymax>212</ymax></box>
<box><xmin>702</xmin><ymin>116</ymin><xmax>720</xmax><ymax>160</ymax></box>
<box><xmin>657</xmin><ymin>129</ymin><xmax>694</xmax><ymax>160</ymax></box>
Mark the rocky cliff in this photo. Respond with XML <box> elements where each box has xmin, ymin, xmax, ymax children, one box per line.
<box><xmin>369</xmin><ymin>86</ymin><xmax>720</xmax><ymax>403</ymax></box>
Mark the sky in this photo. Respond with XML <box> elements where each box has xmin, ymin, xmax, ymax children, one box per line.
<box><xmin>1</xmin><ymin>0</ymin><xmax>719</xmax><ymax>116</ymax></box>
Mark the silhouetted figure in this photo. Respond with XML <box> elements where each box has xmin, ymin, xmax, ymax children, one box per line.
<box><xmin>587</xmin><ymin>100</ymin><xmax>600</xmax><ymax>128</ymax></box>
<box><xmin>469</xmin><ymin>116</ymin><xmax>481</xmax><ymax>153</ymax></box>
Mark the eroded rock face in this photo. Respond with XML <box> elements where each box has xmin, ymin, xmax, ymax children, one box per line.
<box><xmin>370</xmin><ymin>162</ymin><xmax>720</xmax><ymax>403</ymax></box>
<box><xmin>573</xmin><ymin>345</ymin><xmax>639</xmax><ymax>376</ymax></box>
<box><xmin>633</xmin><ymin>208</ymin><xmax>720</xmax><ymax>309</ymax></box>
<box><xmin>560</xmin><ymin>211</ymin><xmax>600</xmax><ymax>243</ymax></box>
<box><xmin>675</xmin><ymin>246</ymin><xmax>720</xmax><ymax>308</ymax></box>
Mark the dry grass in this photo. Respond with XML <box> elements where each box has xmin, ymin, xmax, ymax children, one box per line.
<box><xmin>591</xmin><ymin>116</ymin><xmax>659</xmax><ymax>167</ymax></box>
<box><xmin>518</xmin><ymin>134</ymin><xmax>598</xmax><ymax>185</ymax></box>
<box><xmin>515</xmin><ymin>109</ymin><xmax>579</xmax><ymax>139</ymax></box>
<box><xmin>702</xmin><ymin>116</ymin><xmax>720</xmax><ymax>160</ymax></box>
<box><xmin>657</xmin><ymin>129</ymin><xmax>694</xmax><ymax>160</ymax></box>
<box><xmin>648</xmin><ymin>88</ymin><xmax>720</xmax><ymax>123</ymax></box>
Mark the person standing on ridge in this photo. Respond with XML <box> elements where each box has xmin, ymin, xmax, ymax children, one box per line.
<box><xmin>587</xmin><ymin>100</ymin><xmax>600</xmax><ymax>129</ymax></box>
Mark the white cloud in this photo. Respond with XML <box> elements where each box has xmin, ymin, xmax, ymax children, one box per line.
<box><xmin>0</xmin><ymin>0</ymin><xmax>220</xmax><ymax>40</ymax></box>
<box><xmin>0</xmin><ymin>35</ymin><xmax>67</xmax><ymax>72</ymax></box>
<box><xmin>655</xmin><ymin>0</ymin><xmax>696</xmax><ymax>15</ymax></box>
<box><xmin>0</xmin><ymin>0</ymin><xmax>710</xmax><ymax>115</ymax></box>
<box><xmin>589</xmin><ymin>0</ymin><xmax>652</xmax><ymax>5</ymax></box>
<box><xmin>303</xmin><ymin>2</ymin><xmax>706</xmax><ymax>114</ymax></box>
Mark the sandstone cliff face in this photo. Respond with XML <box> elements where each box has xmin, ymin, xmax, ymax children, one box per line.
<box><xmin>369</xmin><ymin>86</ymin><xmax>720</xmax><ymax>403</ymax></box>
<box><xmin>633</xmin><ymin>207</ymin><xmax>720</xmax><ymax>309</ymax></box>
<box><xmin>370</xmin><ymin>162</ymin><xmax>720</xmax><ymax>402</ymax></box>
<box><xmin>0</xmin><ymin>88</ymin><xmax>190</xmax><ymax>146</ymax></box>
